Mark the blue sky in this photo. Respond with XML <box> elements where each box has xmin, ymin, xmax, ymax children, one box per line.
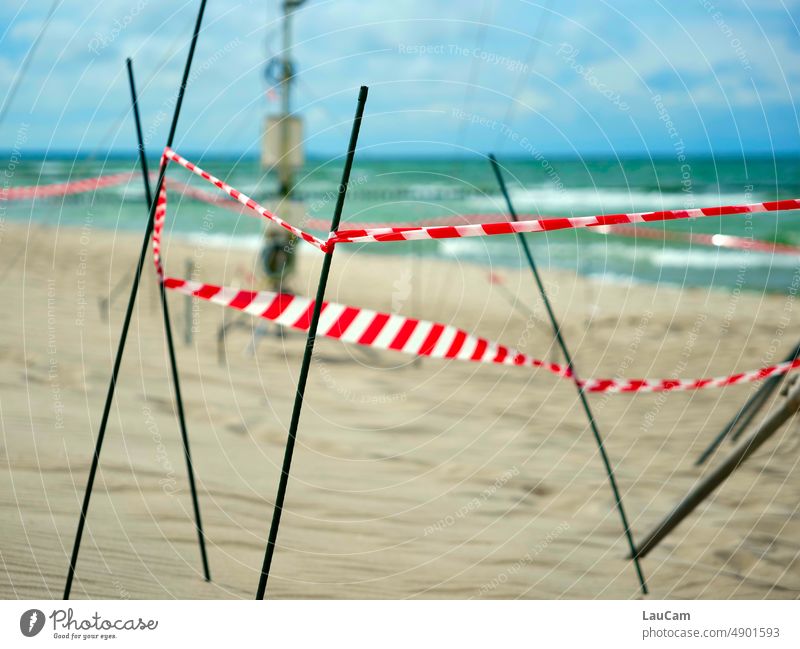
<box><xmin>0</xmin><ymin>0</ymin><xmax>798</xmax><ymax>158</ymax></box>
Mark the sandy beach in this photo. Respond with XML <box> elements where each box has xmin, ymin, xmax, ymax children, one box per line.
<box><xmin>1</xmin><ymin>220</ymin><xmax>799</xmax><ymax>600</ymax></box>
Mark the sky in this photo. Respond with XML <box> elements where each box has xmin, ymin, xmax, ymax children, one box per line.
<box><xmin>0</xmin><ymin>0</ymin><xmax>798</xmax><ymax>158</ymax></box>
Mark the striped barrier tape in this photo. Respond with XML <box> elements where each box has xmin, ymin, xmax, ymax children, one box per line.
<box><xmin>164</xmin><ymin>181</ymin><xmax>517</xmax><ymax>230</ymax></box>
<box><xmin>0</xmin><ymin>171</ymin><xmax>133</xmax><ymax>201</ymax></box>
<box><xmin>160</xmin><ymin>276</ymin><xmax>800</xmax><ymax>393</ymax></box>
<box><xmin>153</xmin><ymin>169</ymin><xmax>168</xmax><ymax>280</ymax></box>
<box><xmin>163</xmin><ymin>147</ymin><xmax>329</xmax><ymax>251</ymax></box>
<box><xmin>5</xmin><ymin>152</ymin><xmax>798</xmax><ymax>258</ymax></box>
<box><xmin>152</xmin><ymin>151</ymin><xmax>800</xmax><ymax>392</ymax></box>
<box><xmin>169</xmin><ymin>179</ymin><xmax>241</xmax><ymax>210</ymax></box>
<box><xmin>163</xmin><ymin>276</ymin><xmax>572</xmax><ymax>377</ymax></box>
<box><xmin>172</xmin><ymin>180</ymin><xmax>800</xmax><ymax>257</ymax></box>
<box><xmin>161</xmin><ymin>149</ymin><xmax>800</xmax><ymax>252</ymax></box>
<box><xmin>328</xmin><ymin>200</ymin><xmax>800</xmax><ymax>245</ymax></box>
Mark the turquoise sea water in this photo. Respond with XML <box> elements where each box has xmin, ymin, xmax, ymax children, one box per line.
<box><xmin>4</xmin><ymin>154</ymin><xmax>800</xmax><ymax>293</ymax></box>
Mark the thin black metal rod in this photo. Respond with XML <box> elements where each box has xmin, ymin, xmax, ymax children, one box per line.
<box><xmin>728</xmin><ymin>347</ymin><xmax>800</xmax><ymax>443</ymax></box>
<box><xmin>255</xmin><ymin>85</ymin><xmax>368</xmax><ymax>600</ymax></box>
<box><xmin>695</xmin><ymin>340</ymin><xmax>800</xmax><ymax>465</ymax></box>
<box><xmin>488</xmin><ymin>154</ymin><xmax>648</xmax><ymax>596</ymax></box>
<box><xmin>728</xmin><ymin>382</ymin><xmax>780</xmax><ymax>442</ymax></box>
<box><xmin>63</xmin><ymin>0</ymin><xmax>208</xmax><ymax>600</ymax></box>
<box><xmin>127</xmin><ymin>57</ymin><xmax>210</xmax><ymax>581</ymax></box>
<box><xmin>696</xmin><ymin>383</ymin><xmax>771</xmax><ymax>465</ymax></box>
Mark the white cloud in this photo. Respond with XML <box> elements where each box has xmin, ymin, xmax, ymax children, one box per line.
<box><xmin>0</xmin><ymin>0</ymin><xmax>797</xmax><ymax>154</ymax></box>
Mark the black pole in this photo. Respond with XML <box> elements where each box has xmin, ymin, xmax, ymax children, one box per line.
<box><xmin>488</xmin><ymin>154</ymin><xmax>648</xmax><ymax>596</ymax></box>
<box><xmin>728</xmin><ymin>381</ymin><xmax>780</xmax><ymax>442</ymax></box>
<box><xmin>126</xmin><ymin>57</ymin><xmax>210</xmax><ymax>581</ymax></box>
<box><xmin>728</xmin><ymin>345</ymin><xmax>800</xmax><ymax>444</ymax></box>
<box><xmin>695</xmin><ymin>340</ymin><xmax>800</xmax><ymax>466</ymax></box>
<box><xmin>255</xmin><ymin>85</ymin><xmax>368</xmax><ymax>600</ymax></box>
<box><xmin>63</xmin><ymin>0</ymin><xmax>208</xmax><ymax>600</ymax></box>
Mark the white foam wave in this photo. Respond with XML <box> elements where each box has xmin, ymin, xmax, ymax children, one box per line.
<box><xmin>650</xmin><ymin>248</ymin><xmax>800</xmax><ymax>270</ymax></box>
<box><xmin>439</xmin><ymin>236</ymin><xmax>799</xmax><ymax>272</ymax></box>
<box><xmin>467</xmin><ymin>186</ymin><xmax>754</xmax><ymax>214</ymax></box>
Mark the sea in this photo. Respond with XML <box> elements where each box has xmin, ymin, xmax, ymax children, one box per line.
<box><xmin>4</xmin><ymin>154</ymin><xmax>800</xmax><ymax>294</ymax></box>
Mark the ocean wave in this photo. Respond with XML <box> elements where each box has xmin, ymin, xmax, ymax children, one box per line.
<box><xmin>584</xmin><ymin>271</ymin><xmax>645</xmax><ymax>286</ymax></box>
<box><xmin>649</xmin><ymin>248</ymin><xmax>800</xmax><ymax>270</ymax></box>
<box><xmin>111</xmin><ymin>184</ymin><xmax>144</xmax><ymax>200</ymax></box>
<box><xmin>466</xmin><ymin>186</ymin><xmax>755</xmax><ymax>214</ymax></box>
<box><xmin>438</xmin><ymin>237</ymin><xmax>495</xmax><ymax>260</ymax></box>
<box><xmin>439</xmin><ymin>236</ymin><xmax>798</xmax><ymax>272</ymax></box>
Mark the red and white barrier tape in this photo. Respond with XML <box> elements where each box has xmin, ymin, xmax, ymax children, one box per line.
<box><xmin>170</xmin><ymin>180</ymin><xmax>241</xmax><ymax>210</ymax></box>
<box><xmin>160</xmin><ymin>149</ymin><xmax>800</xmax><ymax>253</ymax></box>
<box><xmin>164</xmin><ymin>277</ymin><xmax>570</xmax><ymax>376</ymax></box>
<box><xmin>161</xmin><ymin>276</ymin><xmax>800</xmax><ymax>393</ymax></box>
<box><xmin>163</xmin><ymin>276</ymin><xmax>572</xmax><ymax>376</ymax></box>
<box><xmin>6</xmin><ymin>151</ymin><xmax>798</xmax><ymax>259</ymax></box>
<box><xmin>154</xmin><ymin>164</ymin><xmax>519</xmax><ymax>231</ymax></box>
<box><xmin>0</xmin><ymin>171</ymin><xmax>133</xmax><ymax>201</ymax></box>
<box><xmin>153</xmin><ymin>173</ymin><xmax>168</xmax><ymax>280</ymax></box>
<box><xmin>328</xmin><ymin>200</ymin><xmax>800</xmax><ymax>245</ymax></box>
<box><xmin>174</xmin><ymin>181</ymin><xmax>800</xmax><ymax>256</ymax></box>
<box><xmin>152</xmin><ymin>150</ymin><xmax>800</xmax><ymax>392</ymax></box>
<box><xmin>595</xmin><ymin>224</ymin><xmax>800</xmax><ymax>256</ymax></box>
<box><xmin>579</xmin><ymin>360</ymin><xmax>800</xmax><ymax>393</ymax></box>
<box><xmin>171</xmin><ymin>180</ymin><xmax>800</xmax><ymax>257</ymax></box>
<box><xmin>163</xmin><ymin>147</ymin><xmax>329</xmax><ymax>251</ymax></box>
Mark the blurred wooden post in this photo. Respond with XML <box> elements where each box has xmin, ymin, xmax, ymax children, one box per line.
<box><xmin>184</xmin><ymin>258</ymin><xmax>194</xmax><ymax>345</ymax></box>
<box><xmin>633</xmin><ymin>377</ymin><xmax>800</xmax><ymax>559</ymax></box>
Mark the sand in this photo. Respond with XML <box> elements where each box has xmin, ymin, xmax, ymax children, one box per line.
<box><xmin>1</xmin><ymin>219</ymin><xmax>799</xmax><ymax>599</ymax></box>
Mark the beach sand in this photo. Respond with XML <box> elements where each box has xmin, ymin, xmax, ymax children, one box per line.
<box><xmin>1</xmin><ymin>220</ymin><xmax>799</xmax><ymax>599</ymax></box>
